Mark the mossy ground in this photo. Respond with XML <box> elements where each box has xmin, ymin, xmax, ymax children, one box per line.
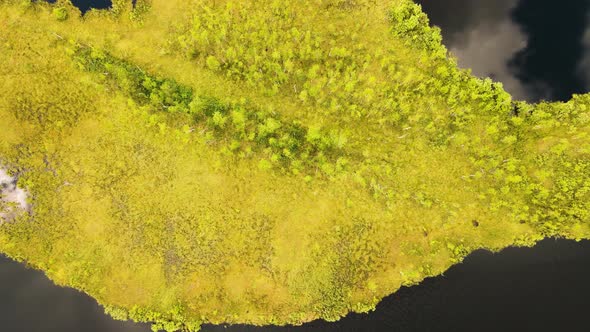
<box><xmin>0</xmin><ymin>1</ymin><xmax>589</xmax><ymax>331</ymax></box>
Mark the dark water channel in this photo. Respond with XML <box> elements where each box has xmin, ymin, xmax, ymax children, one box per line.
<box><xmin>44</xmin><ymin>0</ymin><xmax>113</xmax><ymax>13</ymax></box>
<box><xmin>2</xmin><ymin>0</ymin><xmax>590</xmax><ymax>331</ymax></box>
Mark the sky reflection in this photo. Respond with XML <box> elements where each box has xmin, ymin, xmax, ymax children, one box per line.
<box><xmin>418</xmin><ymin>0</ymin><xmax>590</xmax><ymax>102</ymax></box>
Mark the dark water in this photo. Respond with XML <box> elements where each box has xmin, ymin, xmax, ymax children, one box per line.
<box><xmin>44</xmin><ymin>0</ymin><xmax>113</xmax><ymax>14</ymax></box>
<box><xmin>508</xmin><ymin>0</ymin><xmax>590</xmax><ymax>101</ymax></box>
<box><xmin>71</xmin><ymin>0</ymin><xmax>112</xmax><ymax>13</ymax></box>
<box><xmin>3</xmin><ymin>239</ymin><xmax>590</xmax><ymax>332</ymax></box>
<box><xmin>417</xmin><ymin>0</ymin><xmax>590</xmax><ymax>102</ymax></box>
<box><xmin>0</xmin><ymin>255</ymin><xmax>150</xmax><ymax>332</ymax></box>
<box><xmin>205</xmin><ymin>239</ymin><xmax>590</xmax><ymax>332</ymax></box>
<box><xmin>3</xmin><ymin>1</ymin><xmax>590</xmax><ymax>332</ymax></box>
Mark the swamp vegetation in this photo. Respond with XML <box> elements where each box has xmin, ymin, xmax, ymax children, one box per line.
<box><xmin>0</xmin><ymin>0</ymin><xmax>589</xmax><ymax>331</ymax></box>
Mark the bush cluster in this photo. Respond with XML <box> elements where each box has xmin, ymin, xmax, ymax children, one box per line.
<box><xmin>71</xmin><ymin>44</ymin><xmax>349</xmax><ymax>177</ymax></box>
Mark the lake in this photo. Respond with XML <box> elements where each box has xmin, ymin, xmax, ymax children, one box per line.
<box><xmin>2</xmin><ymin>0</ymin><xmax>590</xmax><ymax>331</ymax></box>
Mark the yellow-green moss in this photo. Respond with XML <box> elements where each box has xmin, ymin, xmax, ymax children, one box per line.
<box><xmin>0</xmin><ymin>1</ymin><xmax>589</xmax><ymax>331</ymax></box>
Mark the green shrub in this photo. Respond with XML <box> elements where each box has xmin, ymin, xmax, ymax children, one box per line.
<box><xmin>52</xmin><ymin>7</ymin><xmax>68</xmax><ymax>21</ymax></box>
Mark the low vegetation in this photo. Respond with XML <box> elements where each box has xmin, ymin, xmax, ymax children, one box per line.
<box><xmin>0</xmin><ymin>0</ymin><xmax>588</xmax><ymax>331</ymax></box>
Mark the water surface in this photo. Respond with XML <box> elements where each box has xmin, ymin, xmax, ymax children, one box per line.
<box><xmin>417</xmin><ymin>0</ymin><xmax>590</xmax><ymax>102</ymax></box>
<box><xmin>205</xmin><ymin>238</ymin><xmax>590</xmax><ymax>332</ymax></box>
<box><xmin>0</xmin><ymin>254</ymin><xmax>150</xmax><ymax>332</ymax></box>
